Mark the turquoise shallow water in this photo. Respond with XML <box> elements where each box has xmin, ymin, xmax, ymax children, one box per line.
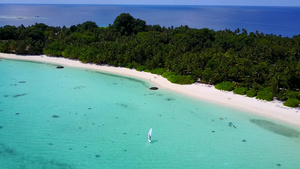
<box><xmin>1</xmin><ymin>59</ymin><xmax>300</xmax><ymax>169</ymax></box>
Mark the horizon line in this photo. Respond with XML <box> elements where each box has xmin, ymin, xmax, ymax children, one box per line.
<box><xmin>0</xmin><ymin>3</ymin><xmax>299</xmax><ymax>7</ymax></box>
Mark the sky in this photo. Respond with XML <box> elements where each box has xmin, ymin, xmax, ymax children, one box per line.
<box><xmin>0</xmin><ymin>0</ymin><xmax>299</xmax><ymax>6</ymax></box>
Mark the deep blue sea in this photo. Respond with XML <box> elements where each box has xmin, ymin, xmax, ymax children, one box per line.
<box><xmin>0</xmin><ymin>4</ymin><xmax>300</xmax><ymax>37</ymax></box>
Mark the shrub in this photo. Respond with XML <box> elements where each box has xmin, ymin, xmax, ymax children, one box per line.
<box><xmin>136</xmin><ymin>65</ymin><xmax>147</xmax><ymax>71</ymax></box>
<box><xmin>286</xmin><ymin>91</ymin><xmax>299</xmax><ymax>99</ymax></box>
<box><xmin>276</xmin><ymin>89</ymin><xmax>288</xmax><ymax>101</ymax></box>
<box><xmin>168</xmin><ymin>75</ymin><xmax>194</xmax><ymax>84</ymax></box>
<box><xmin>162</xmin><ymin>72</ymin><xmax>194</xmax><ymax>84</ymax></box>
<box><xmin>162</xmin><ymin>71</ymin><xmax>176</xmax><ymax>78</ymax></box>
<box><xmin>283</xmin><ymin>98</ymin><xmax>300</xmax><ymax>107</ymax></box>
<box><xmin>150</xmin><ymin>68</ymin><xmax>166</xmax><ymax>75</ymax></box>
<box><xmin>233</xmin><ymin>87</ymin><xmax>248</xmax><ymax>95</ymax></box>
<box><xmin>256</xmin><ymin>87</ymin><xmax>273</xmax><ymax>101</ymax></box>
<box><xmin>246</xmin><ymin>89</ymin><xmax>256</xmax><ymax>97</ymax></box>
<box><xmin>215</xmin><ymin>81</ymin><xmax>235</xmax><ymax>91</ymax></box>
<box><xmin>125</xmin><ymin>63</ymin><xmax>133</xmax><ymax>68</ymax></box>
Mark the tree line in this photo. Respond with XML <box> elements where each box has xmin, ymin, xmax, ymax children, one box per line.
<box><xmin>1</xmin><ymin>13</ymin><xmax>300</xmax><ymax>107</ymax></box>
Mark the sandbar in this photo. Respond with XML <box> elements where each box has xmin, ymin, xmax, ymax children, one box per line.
<box><xmin>1</xmin><ymin>53</ymin><xmax>300</xmax><ymax>127</ymax></box>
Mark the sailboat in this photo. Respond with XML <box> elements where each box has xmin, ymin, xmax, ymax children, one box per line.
<box><xmin>148</xmin><ymin>128</ymin><xmax>152</xmax><ymax>143</ymax></box>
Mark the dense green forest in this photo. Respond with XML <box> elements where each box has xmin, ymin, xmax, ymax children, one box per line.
<box><xmin>1</xmin><ymin>13</ymin><xmax>300</xmax><ymax>107</ymax></box>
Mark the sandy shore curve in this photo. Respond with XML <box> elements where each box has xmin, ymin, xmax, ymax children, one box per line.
<box><xmin>1</xmin><ymin>53</ymin><xmax>300</xmax><ymax>127</ymax></box>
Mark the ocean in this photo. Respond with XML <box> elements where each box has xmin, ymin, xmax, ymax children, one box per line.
<box><xmin>1</xmin><ymin>58</ymin><xmax>300</xmax><ymax>169</ymax></box>
<box><xmin>0</xmin><ymin>4</ymin><xmax>300</xmax><ymax>37</ymax></box>
<box><xmin>1</xmin><ymin>4</ymin><xmax>300</xmax><ymax>169</ymax></box>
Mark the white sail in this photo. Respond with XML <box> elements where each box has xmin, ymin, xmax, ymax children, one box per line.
<box><xmin>148</xmin><ymin>128</ymin><xmax>152</xmax><ymax>142</ymax></box>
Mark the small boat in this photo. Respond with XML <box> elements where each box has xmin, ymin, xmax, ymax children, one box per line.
<box><xmin>148</xmin><ymin>128</ymin><xmax>152</xmax><ymax>143</ymax></box>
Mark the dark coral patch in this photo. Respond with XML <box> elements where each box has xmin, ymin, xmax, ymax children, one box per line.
<box><xmin>13</xmin><ymin>93</ymin><xmax>27</xmax><ymax>98</ymax></box>
<box><xmin>95</xmin><ymin>154</ymin><xmax>100</xmax><ymax>158</ymax></box>
<box><xmin>74</xmin><ymin>86</ymin><xmax>85</xmax><ymax>90</ymax></box>
<box><xmin>1</xmin><ymin>145</ymin><xmax>17</xmax><ymax>156</ymax></box>
<box><xmin>56</xmin><ymin>66</ymin><xmax>64</xmax><ymax>69</ymax></box>
<box><xmin>116</xmin><ymin>103</ymin><xmax>128</xmax><ymax>108</ymax></box>
<box><xmin>165</xmin><ymin>98</ymin><xmax>175</xmax><ymax>101</ymax></box>
<box><xmin>52</xmin><ymin>115</ymin><xmax>59</xmax><ymax>118</ymax></box>
<box><xmin>149</xmin><ymin>87</ymin><xmax>158</xmax><ymax>90</ymax></box>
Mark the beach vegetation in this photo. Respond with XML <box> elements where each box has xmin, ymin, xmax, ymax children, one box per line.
<box><xmin>246</xmin><ymin>89</ymin><xmax>256</xmax><ymax>97</ymax></box>
<box><xmin>136</xmin><ymin>65</ymin><xmax>147</xmax><ymax>71</ymax></box>
<box><xmin>144</xmin><ymin>69</ymin><xmax>151</xmax><ymax>72</ymax></box>
<box><xmin>43</xmin><ymin>41</ymin><xmax>66</xmax><ymax>56</ymax></box>
<box><xmin>256</xmin><ymin>87</ymin><xmax>273</xmax><ymax>101</ymax></box>
<box><xmin>1</xmin><ymin>13</ymin><xmax>300</xmax><ymax>103</ymax></box>
<box><xmin>233</xmin><ymin>87</ymin><xmax>248</xmax><ymax>95</ymax></box>
<box><xmin>62</xmin><ymin>46</ymin><xmax>84</xmax><ymax>59</ymax></box>
<box><xmin>78</xmin><ymin>47</ymin><xmax>99</xmax><ymax>63</ymax></box>
<box><xmin>275</xmin><ymin>89</ymin><xmax>288</xmax><ymax>100</ymax></box>
<box><xmin>286</xmin><ymin>91</ymin><xmax>299</xmax><ymax>99</ymax></box>
<box><xmin>125</xmin><ymin>63</ymin><xmax>133</xmax><ymax>68</ymax></box>
<box><xmin>274</xmin><ymin>90</ymin><xmax>300</xmax><ymax>101</ymax></box>
<box><xmin>283</xmin><ymin>98</ymin><xmax>300</xmax><ymax>107</ymax></box>
<box><xmin>162</xmin><ymin>71</ymin><xmax>176</xmax><ymax>79</ymax></box>
<box><xmin>162</xmin><ymin>71</ymin><xmax>194</xmax><ymax>84</ymax></box>
<box><xmin>215</xmin><ymin>81</ymin><xmax>235</xmax><ymax>91</ymax></box>
<box><xmin>150</xmin><ymin>68</ymin><xmax>166</xmax><ymax>75</ymax></box>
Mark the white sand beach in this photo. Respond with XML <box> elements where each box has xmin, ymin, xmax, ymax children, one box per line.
<box><xmin>1</xmin><ymin>53</ymin><xmax>300</xmax><ymax>127</ymax></box>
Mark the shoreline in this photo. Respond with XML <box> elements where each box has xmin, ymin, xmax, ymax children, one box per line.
<box><xmin>1</xmin><ymin>53</ymin><xmax>300</xmax><ymax>128</ymax></box>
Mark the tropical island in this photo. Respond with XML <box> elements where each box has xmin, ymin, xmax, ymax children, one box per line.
<box><xmin>0</xmin><ymin>13</ymin><xmax>300</xmax><ymax>107</ymax></box>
